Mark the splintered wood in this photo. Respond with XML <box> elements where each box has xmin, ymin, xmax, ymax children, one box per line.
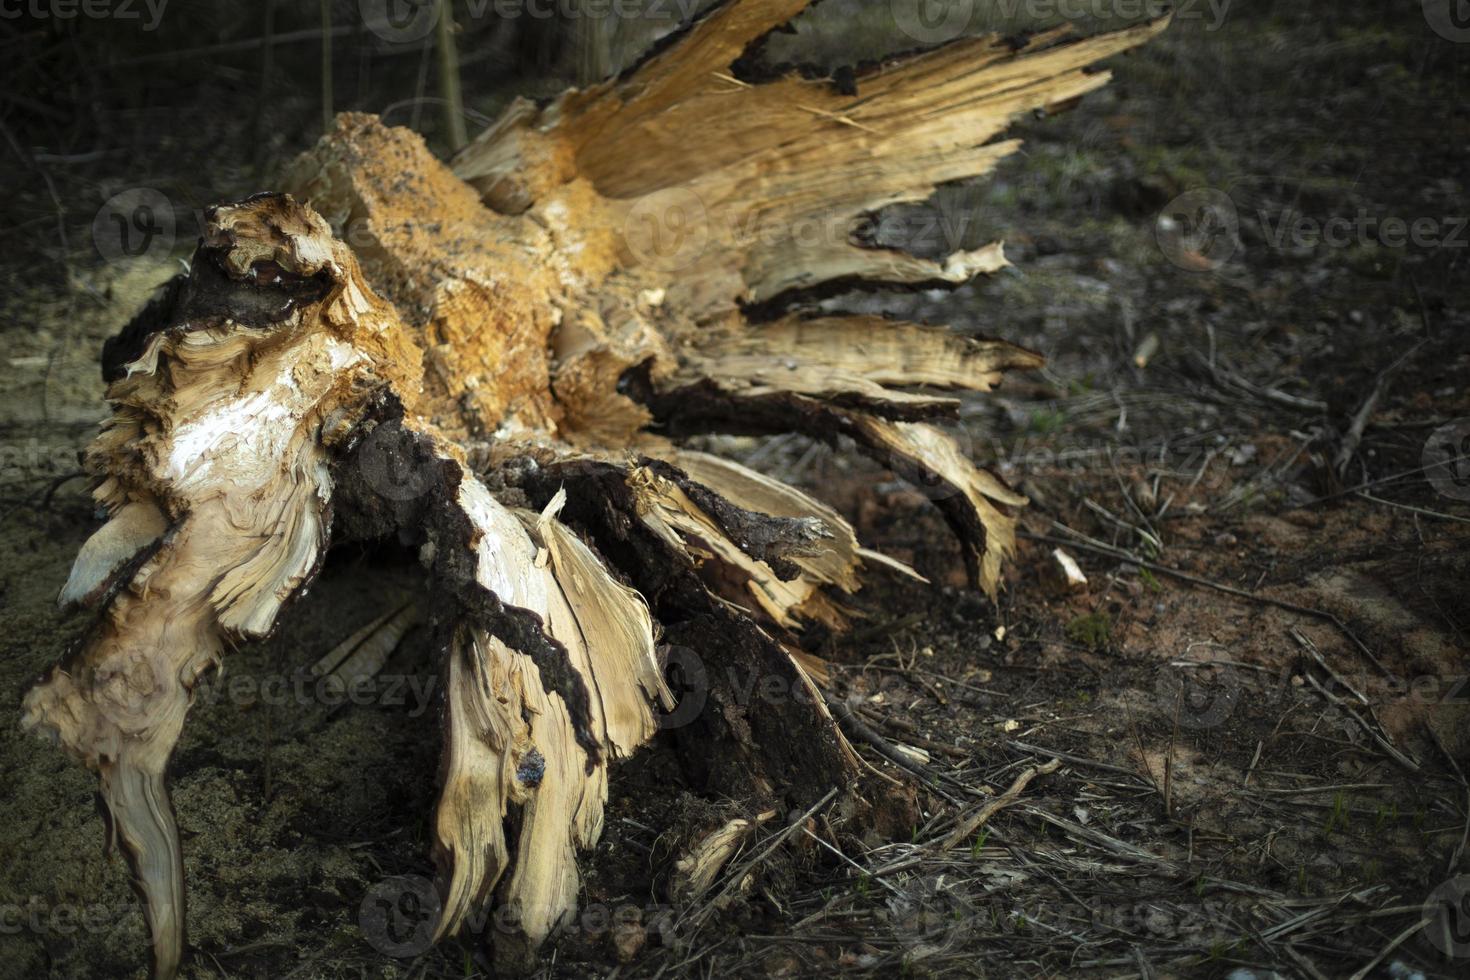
<box><xmin>20</xmin><ymin>3</ymin><xmax>1168</xmax><ymax>976</ymax></box>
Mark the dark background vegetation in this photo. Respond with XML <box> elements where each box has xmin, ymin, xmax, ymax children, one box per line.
<box><xmin>2</xmin><ymin>1</ymin><xmax>1469</xmax><ymax>978</ymax></box>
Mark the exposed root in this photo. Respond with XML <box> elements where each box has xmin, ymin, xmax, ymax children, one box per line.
<box><xmin>20</xmin><ymin>3</ymin><xmax>1170</xmax><ymax>974</ymax></box>
<box><xmin>311</xmin><ymin>601</ymin><xmax>419</xmax><ymax>685</ymax></box>
<box><xmin>21</xmin><ymin>195</ymin><xmax>412</xmax><ymax>974</ymax></box>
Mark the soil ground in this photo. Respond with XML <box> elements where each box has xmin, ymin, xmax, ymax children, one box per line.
<box><xmin>1</xmin><ymin>2</ymin><xmax>1468</xmax><ymax>978</ymax></box>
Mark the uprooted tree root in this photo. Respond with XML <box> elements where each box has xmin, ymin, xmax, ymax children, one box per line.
<box><xmin>18</xmin><ymin>3</ymin><xmax>1169</xmax><ymax>975</ymax></box>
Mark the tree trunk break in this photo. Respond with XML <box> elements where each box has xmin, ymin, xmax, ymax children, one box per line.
<box><xmin>20</xmin><ymin>4</ymin><xmax>1169</xmax><ymax>976</ymax></box>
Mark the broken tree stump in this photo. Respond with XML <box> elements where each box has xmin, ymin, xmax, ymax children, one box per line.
<box><xmin>20</xmin><ymin>3</ymin><xmax>1169</xmax><ymax>975</ymax></box>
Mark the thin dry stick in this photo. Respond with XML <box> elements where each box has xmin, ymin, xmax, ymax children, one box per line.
<box><xmin>1124</xmin><ymin>699</ymin><xmax>1161</xmax><ymax>802</ymax></box>
<box><xmin>939</xmin><ymin>758</ymin><xmax>1060</xmax><ymax>850</ymax></box>
<box><xmin>1193</xmin><ymin>352</ymin><xmax>1327</xmax><ymax>413</ymax></box>
<box><xmin>573</xmin><ymin>1</ymin><xmax>616</xmax><ymax>85</ymax></box>
<box><xmin>1303</xmin><ymin>452</ymin><xmax>1470</xmax><ymax>507</ymax></box>
<box><xmin>319</xmin><ymin>0</ymin><xmax>333</xmax><ymax>134</ymax></box>
<box><xmin>251</xmin><ymin>0</ymin><xmax>276</xmax><ymax>169</ymax></box>
<box><xmin>1282</xmin><ymin>944</ymin><xmax>1331</xmax><ymax>980</ymax></box>
<box><xmin>113</xmin><ymin>26</ymin><xmax>357</xmax><ymax>66</ymax></box>
<box><xmin>1290</xmin><ymin>627</ymin><xmax>1369</xmax><ymax>705</ymax></box>
<box><xmin>1006</xmin><ymin>740</ymin><xmax>1147</xmax><ymax>781</ymax></box>
<box><xmin>828</xmin><ymin>694</ymin><xmax>970</xmax><ymax>804</ymax></box>
<box><xmin>1334</xmin><ymin>339</ymin><xmax>1425</xmax><ymax>476</ymax></box>
<box><xmin>1018</xmin><ymin>805</ymin><xmax>1179</xmax><ymax>871</ymax></box>
<box><xmin>435</xmin><ymin>0</ymin><xmax>467</xmax><ymax>152</ymax></box>
<box><xmin>1356</xmin><ymin>491</ymin><xmax>1470</xmax><ymax>525</ymax></box>
<box><xmin>1243</xmin><ymin>739</ymin><xmax>1264</xmax><ymax>787</ymax></box>
<box><xmin>1423</xmin><ymin>722</ymin><xmax>1470</xmax><ymax>874</ymax></box>
<box><xmin>860</xmin><ymin>710</ymin><xmax>969</xmax><ymax>760</ymax></box>
<box><xmin>1165</xmin><ymin>692</ymin><xmax>1179</xmax><ymax>820</ymax></box>
<box><xmin>1300</xmin><ymin>673</ymin><xmax>1420</xmax><ymax>772</ymax></box>
<box><xmin>799</xmin><ymin>827</ymin><xmax>904</xmax><ymax>896</ymax></box>
<box><xmin>826</xmin><ymin>693</ymin><xmax>938</xmax><ymax>781</ymax></box>
<box><xmin>1345</xmin><ymin>915</ymin><xmax>1429</xmax><ymax>980</ymax></box>
<box><xmin>1288</xmin><ymin>627</ymin><xmax>1417</xmax><ymax>768</ymax></box>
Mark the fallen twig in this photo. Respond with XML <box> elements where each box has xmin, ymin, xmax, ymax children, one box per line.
<box><xmin>1191</xmin><ymin>352</ymin><xmax>1328</xmax><ymax>414</ymax></box>
<box><xmin>1333</xmin><ymin>339</ymin><xmax>1425</xmax><ymax>477</ymax></box>
<box><xmin>1356</xmin><ymin>491</ymin><xmax>1470</xmax><ymax>524</ymax></box>
<box><xmin>826</xmin><ymin>693</ymin><xmax>940</xmax><ymax>782</ymax></box>
<box><xmin>939</xmin><ymin>758</ymin><xmax>1061</xmax><ymax>850</ymax></box>
<box><xmin>1345</xmin><ymin>914</ymin><xmax>1429</xmax><ymax>980</ymax></box>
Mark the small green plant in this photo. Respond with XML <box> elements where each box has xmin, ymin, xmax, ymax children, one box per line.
<box><xmin>1139</xmin><ymin>567</ymin><xmax>1163</xmax><ymax>593</ymax></box>
<box><xmin>1322</xmin><ymin>790</ymin><xmax>1350</xmax><ymax>836</ymax></box>
<box><xmin>1205</xmin><ymin>937</ymin><xmax>1245</xmax><ymax>963</ymax></box>
<box><xmin>1374</xmin><ymin>801</ymin><xmax>1398</xmax><ymax>833</ymax></box>
<box><xmin>1065</xmin><ymin>612</ymin><xmax>1113</xmax><ymax>651</ymax></box>
<box><xmin>1028</xmin><ymin>407</ymin><xmax>1067</xmax><ymax>434</ymax></box>
<box><xmin>971</xmin><ymin>828</ymin><xmax>990</xmax><ymax>859</ymax></box>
